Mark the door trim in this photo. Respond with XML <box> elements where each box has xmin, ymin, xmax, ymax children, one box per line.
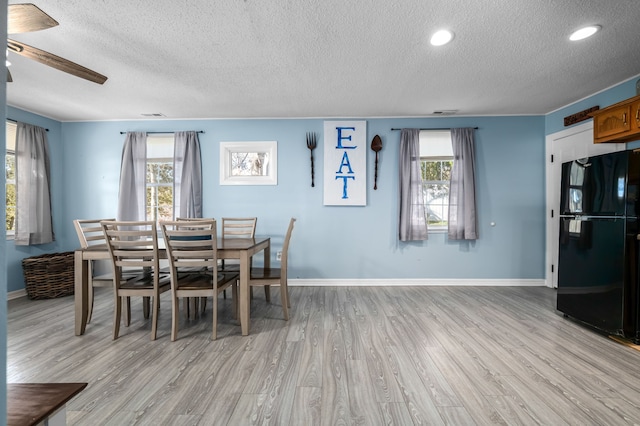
<box><xmin>545</xmin><ymin>121</ymin><xmax>623</xmax><ymax>288</ymax></box>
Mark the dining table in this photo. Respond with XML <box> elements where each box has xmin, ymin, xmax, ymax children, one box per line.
<box><xmin>74</xmin><ymin>237</ymin><xmax>270</xmax><ymax>337</ymax></box>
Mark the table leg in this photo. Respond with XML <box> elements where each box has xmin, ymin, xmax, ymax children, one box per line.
<box><xmin>240</xmin><ymin>250</ymin><xmax>250</xmax><ymax>336</ymax></box>
<box><xmin>74</xmin><ymin>250</ymin><xmax>89</xmax><ymax>336</ymax></box>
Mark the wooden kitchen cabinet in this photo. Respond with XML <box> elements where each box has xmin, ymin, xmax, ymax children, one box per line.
<box><xmin>590</xmin><ymin>94</ymin><xmax>640</xmax><ymax>143</ymax></box>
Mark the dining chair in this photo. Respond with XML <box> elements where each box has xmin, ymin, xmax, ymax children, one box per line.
<box><xmin>161</xmin><ymin>219</ymin><xmax>239</xmax><ymax>341</ymax></box>
<box><xmin>219</xmin><ymin>217</ymin><xmax>258</xmax><ymax>299</ymax></box>
<box><xmin>101</xmin><ymin>220</ymin><xmax>171</xmax><ymax>340</ymax></box>
<box><xmin>73</xmin><ymin>219</ymin><xmax>141</xmax><ymax>323</ymax></box>
<box><xmin>173</xmin><ymin>217</ymin><xmax>219</xmax><ymax>315</ymax></box>
<box><xmin>219</xmin><ymin>217</ymin><xmax>257</xmax><ymax>272</ymax></box>
<box><xmin>248</xmin><ymin>218</ymin><xmax>296</xmax><ymax>320</ymax></box>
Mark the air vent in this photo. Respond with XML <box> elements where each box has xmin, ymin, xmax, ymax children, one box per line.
<box><xmin>432</xmin><ymin>110</ymin><xmax>457</xmax><ymax>115</ymax></box>
<box><xmin>141</xmin><ymin>113</ymin><xmax>166</xmax><ymax>117</ymax></box>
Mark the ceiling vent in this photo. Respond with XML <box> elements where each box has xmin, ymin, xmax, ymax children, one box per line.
<box><xmin>432</xmin><ymin>110</ymin><xmax>457</xmax><ymax>115</ymax></box>
<box><xmin>141</xmin><ymin>113</ymin><xmax>166</xmax><ymax>117</ymax></box>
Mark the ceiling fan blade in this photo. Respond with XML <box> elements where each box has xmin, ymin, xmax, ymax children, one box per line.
<box><xmin>7</xmin><ymin>39</ymin><xmax>108</xmax><ymax>85</ymax></box>
<box><xmin>7</xmin><ymin>69</ymin><xmax>13</xmax><ymax>83</ymax></box>
<box><xmin>8</xmin><ymin>3</ymin><xmax>59</xmax><ymax>34</ymax></box>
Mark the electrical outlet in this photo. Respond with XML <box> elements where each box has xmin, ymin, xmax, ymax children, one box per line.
<box><xmin>276</xmin><ymin>251</ymin><xmax>282</xmax><ymax>261</ymax></box>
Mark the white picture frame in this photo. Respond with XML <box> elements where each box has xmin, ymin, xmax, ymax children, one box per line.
<box><xmin>219</xmin><ymin>141</ymin><xmax>278</xmax><ymax>185</ymax></box>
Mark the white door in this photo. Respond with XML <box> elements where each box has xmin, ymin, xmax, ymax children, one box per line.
<box><xmin>545</xmin><ymin>121</ymin><xmax>624</xmax><ymax>288</ymax></box>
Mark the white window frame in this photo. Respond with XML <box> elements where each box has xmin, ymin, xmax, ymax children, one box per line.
<box><xmin>219</xmin><ymin>141</ymin><xmax>278</xmax><ymax>185</ymax></box>
<box><xmin>146</xmin><ymin>135</ymin><xmax>174</xmax><ymax>223</ymax></box>
<box><xmin>420</xmin><ymin>130</ymin><xmax>453</xmax><ymax>233</ymax></box>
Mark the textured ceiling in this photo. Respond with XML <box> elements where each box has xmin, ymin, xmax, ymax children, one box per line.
<box><xmin>6</xmin><ymin>0</ymin><xmax>640</xmax><ymax>121</ymax></box>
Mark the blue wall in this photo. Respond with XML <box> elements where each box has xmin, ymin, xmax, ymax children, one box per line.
<box><xmin>3</xmin><ymin>112</ymin><xmax>546</xmax><ymax>292</ymax></box>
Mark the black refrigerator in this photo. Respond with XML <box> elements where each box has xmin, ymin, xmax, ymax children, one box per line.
<box><xmin>557</xmin><ymin>150</ymin><xmax>640</xmax><ymax>343</ymax></box>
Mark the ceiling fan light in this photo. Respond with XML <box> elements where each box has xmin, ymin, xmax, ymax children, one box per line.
<box><xmin>570</xmin><ymin>25</ymin><xmax>601</xmax><ymax>41</ymax></box>
<box><xmin>430</xmin><ymin>29</ymin><xmax>454</xmax><ymax>46</ymax></box>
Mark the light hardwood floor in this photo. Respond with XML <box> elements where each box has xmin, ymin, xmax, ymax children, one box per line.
<box><xmin>7</xmin><ymin>285</ymin><xmax>640</xmax><ymax>425</ymax></box>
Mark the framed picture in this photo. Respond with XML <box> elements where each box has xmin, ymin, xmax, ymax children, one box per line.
<box><xmin>219</xmin><ymin>141</ymin><xmax>278</xmax><ymax>185</ymax></box>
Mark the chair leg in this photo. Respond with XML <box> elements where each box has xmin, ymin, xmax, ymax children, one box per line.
<box><xmin>143</xmin><ymin>296</ymin><xmax>150</xmax><ymax>319</ymax></box>
<box><xmin>87</xmin><ymin>283</ymin><xmax>95</xmax><ymax>324</ymax></box>
<box><xmin>87</xmin><ymin>262</ymin><xmax>95</xmax><ymax>324</ymax></box>
<box><xmin>264</xmin><ymin>285</ymin><xmax>271</xmax><ymax>302</ymax></box>
<box><xmin>200</xmin><ymin>297</ymin><xmax>207</xmax><ymax>314</ymax></box>
<box><xmin>285</xmin><ymin>284</ymin><xmax>291</xmax><ymax>308</ymax></box>
<box><xmin>172</xmin><ymin>296</ymin><xmax>179</xmax><ymax>341</ymax></box>
<box><xmin>123</xmin><ymin>297</ymin><xmax>129</xmax><ymax>325</ymax></box>
<box><xmin>281</xmin><ymin>282</ymin><xmax>289</xmax><ymax>321</ymax></box>
<box><xmin>212</xmin><ymin>290</ymin><xmax>218</xmax><ymax>340</ymax></box>
<box><xmin>125</xmin><ymin>297</ymin><xmax>132</xmax><ymax>326</ymax></box>
<box><xmin>193</xmin><ymin>298</ymin><xmax>200</xmax><ymax>316</ymax></box>
<box><xmin>231</xmin><ymin>283</ymin><xmax>238</xmax><ymax>320</ymax></box>
<box><xmin>113</xmin><ymin>295</ymin><xmax>121</xmax><ymax>340</ymax></box>
<box><xmin>150</xmin><ymin>293</ymin><xmax>160</xmax><ymax>340</ymax></box>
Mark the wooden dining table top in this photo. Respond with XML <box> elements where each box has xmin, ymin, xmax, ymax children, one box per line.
<box><xmin>77</xmin><ymin>236</ymin><xmax>270</xmax><ymax>258</ymax></box>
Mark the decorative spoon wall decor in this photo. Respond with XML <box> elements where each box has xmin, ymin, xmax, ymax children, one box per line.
<box><xmin>371</xmin><ymin>135</ymin><xmax>382</xmax><ymax>189</ymax></box>
<box><xmin>306</xmin><ymin>132</ymin><xmax>317</xmax><ymax>187</ymax></box>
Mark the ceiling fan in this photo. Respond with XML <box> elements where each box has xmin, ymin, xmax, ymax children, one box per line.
<box><xmin>7</xmin><ymin>3</ymin><xmax>107</xmax><ymax>84</ymax></box>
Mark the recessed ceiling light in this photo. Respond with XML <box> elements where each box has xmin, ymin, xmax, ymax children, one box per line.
<box><xmin>569</xmin><ymin>25</ymin><xmax>601</xmax><ymax>41</ymax></box>
<box><xmin>430</xmin><ymin>29</ymin><xmax>454</xmax><ymax>46</ymax></box>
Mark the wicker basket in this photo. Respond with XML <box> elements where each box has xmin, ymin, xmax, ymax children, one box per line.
<box><xmin>22</xmin><ymin>252</ymin><xmax>75</xmax><ymax>299</ymax></box>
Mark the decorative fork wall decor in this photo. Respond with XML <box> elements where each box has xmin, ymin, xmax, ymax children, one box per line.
<box><xmin>306</xmin><ymin>132</ymin><xmax>317</xmax><ymax>187</ymax></box>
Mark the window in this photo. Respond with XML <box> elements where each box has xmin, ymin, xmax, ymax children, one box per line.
<box><xmin>6</xmin><ymin>121</ymin><xmax>17</xmax><ymax>237</ymax></box>
<box><xmin>420</xmin><ymin>130</ymin><xmax>453</xmax><ymax>232</ymax></box>
<box><xmin>146</xmin><ymin>135</ymin><xmax>174</xmax><ymax>222</ymax></box>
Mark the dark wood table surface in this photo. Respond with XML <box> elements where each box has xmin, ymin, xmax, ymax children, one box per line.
<box><xmin>7</xmin><ymin>382</ymin><xmax>87</xmax><ymax>426</ymax></box>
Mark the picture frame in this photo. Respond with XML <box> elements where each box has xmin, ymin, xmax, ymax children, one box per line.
<box><xmin>219</xmin><ymin>141</ymin><xmax>278</xmax><ymax>185</ymax></box>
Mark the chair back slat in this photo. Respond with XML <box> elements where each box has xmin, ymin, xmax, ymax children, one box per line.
<box><xmin>73</xmin><ymin>218</ymin><xmax>115</xmax><ymax>248</ymax></box>
<box><xmin>161</xmin><ymin>219</ymin><xmax>218</xmax><ymax>275</ymax></box>
<box><xmin>222</xmin><ymin>217</ymin><xmax>257</xmax><ymax>238</ymax></box>
<box><xmin>101</xmin><ymin>220</ymin><xmax>161</xmax><ymax>285</ymax></box>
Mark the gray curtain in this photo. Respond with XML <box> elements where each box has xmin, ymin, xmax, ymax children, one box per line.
<box><xmin>398</xmin><ymin>128</ymin><xmax>428</xmax><ymax>241</ymax></box>
<box><xmin>174</xmin><ymin>131</ymin><xmax>202</xmax><ymax>218</ymax></box>
<box><xmin>117</xmin><ymin>132</ymin><xmax>147</xmax><ymax>221</ymax></box>
<box><xmin>14</xmin><ymin>122</ymin><xmax>53</xmax><ymax>245</ymax></box>
<box><xmin>448</xmin><ymin>128</ymin><xmax>478</xmax><ymax>240</ymax></box>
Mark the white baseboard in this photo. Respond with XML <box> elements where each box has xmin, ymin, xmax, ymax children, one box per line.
<box><xmin>5</xmin><ymin>278</ymin><xmax>546</xmax><ymax>301</ymax></box>
<box><xmin>289</xmin><ymin>278</ymin><xmax>546</xmax><ymax>287</ymax></box>
<box><xmin>8</xmin><ymin>289</ymin><xmax>27</xmax><ymax>300</ymax></box>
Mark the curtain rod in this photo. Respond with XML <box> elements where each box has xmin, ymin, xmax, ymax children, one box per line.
<box><xmin>119</xmin><ymin>130</ymin><xmax>205</xmax><ymax>135</ymax></box>
<box><xmin>7</xmin><ymin>118</ymin><xmax>49</xmax><ymax>132</ymax></box>
<box><xmin>390</xmin><ymin>127</ymin><xmax>478</xmax><ymax>131</ymax></box>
